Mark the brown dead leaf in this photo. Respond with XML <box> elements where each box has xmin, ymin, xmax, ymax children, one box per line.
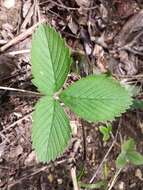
<box><xmin>67</xmin><ymin>16</ymin><xmax>79</xmax><ymax>35</ymax></box>
<box><xmin>93</xmin><ymin>44</ymin><xmax>107</xmax><ymax>72</ymax></box>
<box><xmin>9</xmin><ymin>144</ymin><xmax>23</xmax><ymax>158</ymax></box>
<box><xmin>24</xmin><ymin>151</ymin><xmax>38</xmax><ymax>166</ymax></box>
<box><xmin>0</xmin><ymin>55</ymin><xmax>16</xmax><ymax>80</ymax></box>
<box><xmin>0</xmin><ymin>0</ymin><xmax>22</xmax><ymax>29</ymax></box>
<box><xmin>112</xmin><ymin>0</ymin><xmax>138</xmax><ymax>18</ymax></box>
<box><xmin>116</xmin><ymin>10</ymin><xmax>143</xmax><ymax>47</ymax></box>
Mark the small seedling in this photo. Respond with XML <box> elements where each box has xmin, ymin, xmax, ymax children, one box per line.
<box><xmin>116</xmin><ymin>138</ymin><xmax>143</xmax><ymax>169</ymax></box>
<box><xmin>99</xmin><ymin>124</ymin><xmax>112</xmax><ymax>141</ymax></box>
<box><xmin>78</xmin><ymin>181</ymin><xmax>107</xmax><ymax>189</ymax></box>
<box><xmin>31</xmin><ymin>24</ymin><xmax>132</xmax><ymax>162</ymax></box>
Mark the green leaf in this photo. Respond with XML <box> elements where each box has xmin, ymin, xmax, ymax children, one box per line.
<box><xmin>127</xmin><ymin>151</ymin><xmax>143</xmax><ymax>165</ymax></box>
<box><xmin>116</xmin><ymin>152</ymin><xmax>128</xmax><ymax>169</ymax></box>
<box><xmin>32</xmin><ymin>96</ymin><xmax>71</xmax><ymax>162</ymax></box>
<box><xmin>121</xmin><ymin>138</ymin><xmax>136</xmax><ymax>152</ymax></box>
<box><xmin>116</xmin><ymin>139</ymin><xmax>143</xmax><ymax>168</ymax></box>
<box><xmin>79</xmin><ymin>181</ymin><xmax>107</xmax><ymax>189</ymax></box>
<box><xmin>116</xmin><ymin>139</ymin><xmax>135</xmax><ymax>169</ymax></box>
<box><xmin>132</xmin><ymin>99</ymin><xmax>143</xmax><ymax>110</ymax></box>
<box><xmin>31</xmin><ymin>24</ymin><xmax>72</xmax><ymax>95</ymax></box>
<box><xmin>99</xmin><ymin>125</ymin><xmax>111</xmax><ymax>141</ymax></box>
<box><xmin>60</xmin><ymin>74</ymin><xmax>132</xmax><ymax>122</ymax></box>
<box><xmin>99</xmin><ymin>126</ymin><xmax>109</xmax><ymax>134</ymax></box>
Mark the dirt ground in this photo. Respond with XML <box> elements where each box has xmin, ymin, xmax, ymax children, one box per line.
<box><xmin>0</xmin><ymin>0</ymin><xmax>143</xmax><ymax>189</ymax></box>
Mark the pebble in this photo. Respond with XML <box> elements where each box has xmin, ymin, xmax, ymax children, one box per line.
<box><xmin>135</xmin><ymin>168</ymin><xmax>143</xmax><ymax>181</ymax></box>
<box><xmin>3</xmin><ymin>0</ymin><xmax>15</xmax><ymax>9</ymax></box>
<box><xmin>57</xmin><ymin>178</ymin><xmax>63</xmax><ymax>185</ymax></box>
<box><xmin>118</xmin><ymin>181</ymin><xmax>125</xmax><ymax>190</ymax></box>
<box><xmin>24</xmin><ymin>151</ymin><xmax>37</xmax><ymax>166</ymax></box>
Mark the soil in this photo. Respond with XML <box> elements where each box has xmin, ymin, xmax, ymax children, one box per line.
<box><xmin>0</xmin><ymin>0</ymin><xmax>143</xmax><ymax>190</ymax></box>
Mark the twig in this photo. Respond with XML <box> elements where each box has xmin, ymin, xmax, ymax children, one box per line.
<box><xmin>6</xmin><ymin>49</ymin><xmax>30</xmax><ymax>56</ymax></box>
<box><xmin>0</xmin><ymin>40</ymin><xmax>7</xmax><ymax>45</ymax></box>
<box><xmin>7</xmin><ymin>166</ymin><xmax>48</xmax><ymax>189</ymax></box>
<box><xmin>89</xmin><ymin>119</ymin><xmax>122</xmax><ymax>183</ymax></box>
<box><xmin>47</xmin><ymin>8</ymin><xmax>63</xmax><ymax>19</ymax></box>
<box><xmin>119</xmin><ymin>30</ymin><xmax>143</xmax><ymax>55</ymax></box>
<box><xmin>21</xmin><ymin>4</ymin><xmax>35</xmax><ymax>30</ymax></box>
<box><xmin>0</xmin><ymin>112</ymin><xmax>32</xmax><ymax>134</ymax></box>
<box><xmin>71</xmin><ymin>166</ymin><xmax>80</xmax><ymax>190</ymax></box>
<box><xmin>0</xmin><ymin>20</ymin><xmax>45</xmax><ymax>52</ymax></box>
<box><xmin>35</xmin><ymin>0</ymin><xmax>41</xmax><ymax>21</ymax></box>
<box><xmin>0</xmin><ymin>86</ymin><xmax>41</xmax><ymax>97</ymax></box>
<box><xmin>81</xmin><ymin>120</ymin><xmax>87</xmax><ymax>161</ymax></box>
<box><xmin>7</xmin><ymin>158</ymin><xmax>67</xmax><ymax>188</ymax></box>
<box><xmin>0</xmin><ymin>132</ymin><xmax>10</xmax><ymax>143</ymax></box>
<box><xmin>107</xmin><ymin>168</ymin><xmax>122</xmax><ymax>190</ymax></box>
<box><xmin>40</xmin><ymin>0</ymin><xmax>97</xmax><ymax>10</ymax></box>
<box><xmin>89</xmin><ymin>139</ymin><xmax>116</xmax><ymax>184</ymax></box>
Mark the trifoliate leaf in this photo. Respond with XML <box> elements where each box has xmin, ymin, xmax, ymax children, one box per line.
<box><xmin>99</xmin><ymin>125</ymin><xmax>112</xmax><ymax>141</ymax></box>
<box><xmin>116</xmin><ymin>139</ymin><xmax>135</xmax><ymax>169</ymax></box>
<box><xmin>116</xmin><ymin>139</ymin><xmax>143</xmax><ymax>168</ymax></box>
<box><xmin>31</xmin><ymin>24</ymin><xmax>72</xmax><ymax>95</ymax></box>
<box><xmin>32</xmin><ymin>96</ymin><xmax>71</xmax><ymax>162</ymax></box>
<box><xmin>60</xmin><ymin>74</ymin><xmax>132</xmax><ymax>122</ymax></box>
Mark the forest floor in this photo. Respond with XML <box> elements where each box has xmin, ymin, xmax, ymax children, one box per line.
<box><xmin>0</xmin><ymin>0</ymin><xmax>143</xmax><ymax>189</ymax></box>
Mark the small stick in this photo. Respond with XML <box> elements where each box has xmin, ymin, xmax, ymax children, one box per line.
<box><xmin>0</xmin><ymin>20</ymin><xmax>45</xmax><ymax>52</ymax></box>
<box><xmin>40</xmin><ymin>0</ymin><xmax>97</xmax><ymax>10</ymax></box>
<box><xmin>7</xmin><ymin>158</ymin><xmax>67</xmax><ymax>188</ymax></box>
<box><xmin>7</xmin><ymin>49</ymin><xmax>30</xmax><ymax>56</ymax></box>
<box><xmin>21</xmin><ymin>4</ymin><xmax>35</xmax><ymax>30</ymax></box>
<box><xmin>35</xmin><ymin>0</ymin><xmax>41</xmax><ymax>21</ymax></box>
<box><xmin>81</xmin><ymin>120</ymin><xmax>87</xmax><ymax>160</ymax></box>
<box><xmin>0</xmin><ymin>86</ymin><xmax>41</xmax><ymax>96</ymax></box>
<box><xmin>71</xmin><ymin>167</ymin><xmax>80</xmax><ymax>190</ymax></box>
<box><xmin>107</xmin><ymin>168</ymin><xmax>122</xmax><ymax>190</ymax></box>
<box><xmin>7</xmin><ymin>165</ymin><xmax>48</xmax><ymax>188</ymax></box>
<box><xmin>89</xmin><ymin>119</ymin><xmax>122</xmax><ymax>183</ymax></box>
<box><xmin>0</xmin><ymin>40</ymin><xmax>7</xmax><ymax>45</ymax></box>
<box><xmin>89</xmin><ymin>139</ymin><xmax>116</xmax><ymax>183</ymax></box>
<box><xmin>0</xmin><ymin>112</ymin><xmax>32</xmax><ymax>134</ymax></box>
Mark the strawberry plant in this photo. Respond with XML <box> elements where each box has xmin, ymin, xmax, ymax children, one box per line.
<box><xmin>31</xmin><ymin>24</ymin><xmax>132</xmax><ymax>162</ymax></box>
<box><xmin>116</xmin><ymin>138</ymin><xmax>143</xmax><ymax>169</ymax></box>
<box><xmin>99</xmin><ymin>124</ymin><xmax>112</xmax><ymax>142</ymax></box>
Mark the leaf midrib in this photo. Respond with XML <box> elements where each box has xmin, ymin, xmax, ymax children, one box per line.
<box><xmin>44</xmin><ymin>27</ymin><xmax>56</xmax><ymax>93</ymax></box>
<box><xmin>62</xmin><ymin>95</ymin><xmax>129</xmax><ymax>101</ymax></box>
<box><xmin>45</xmin><ymin>99</ymin><xmax>55</xmax><ymax>158</ymax></box>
